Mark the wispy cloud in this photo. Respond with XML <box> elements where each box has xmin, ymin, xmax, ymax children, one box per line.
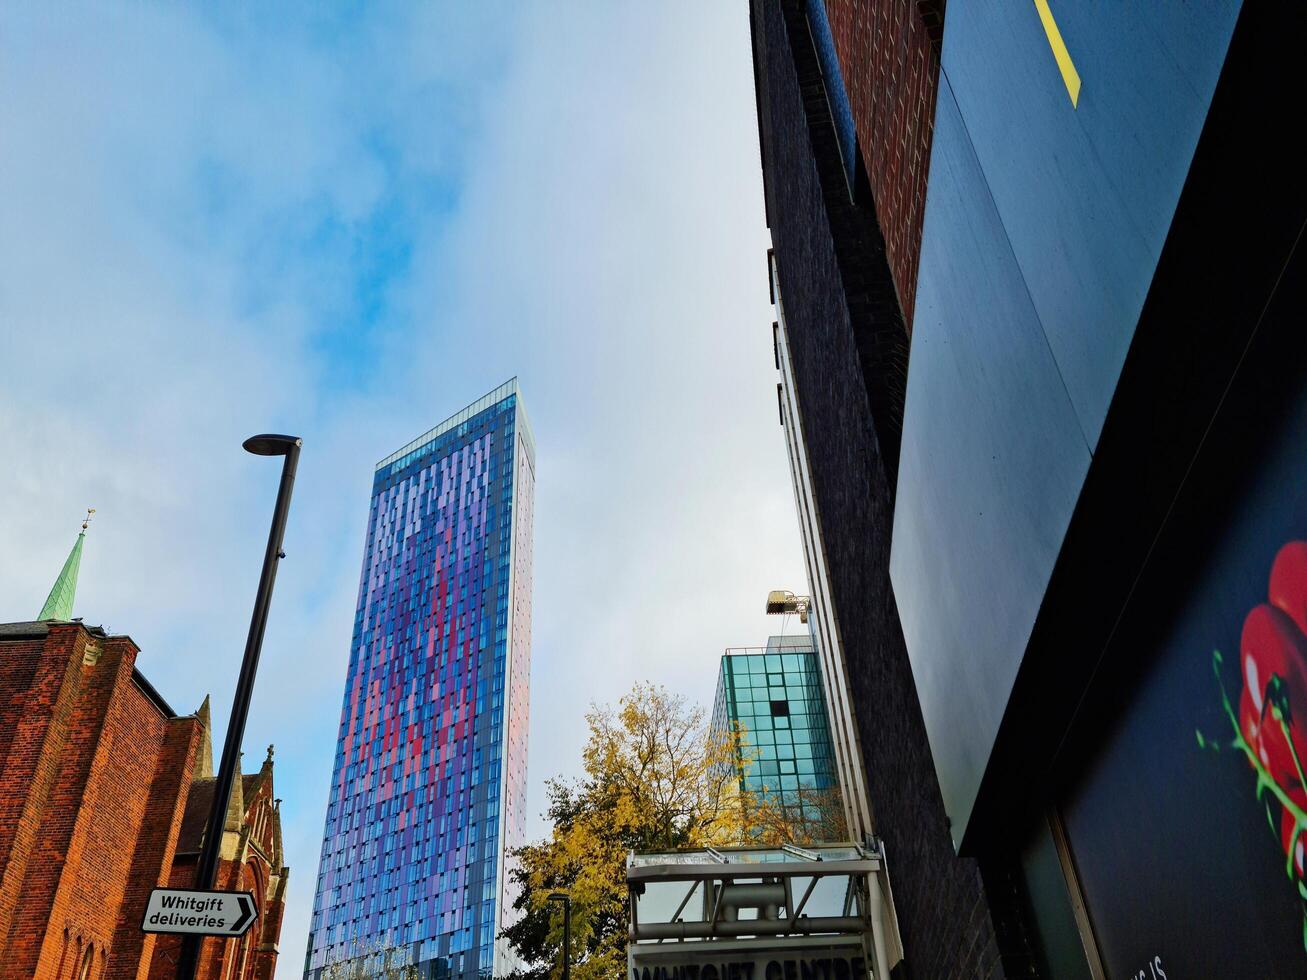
<box><xmin>0</xmin><ymin>3</ymin><xmax>804</xmax><ymax>973</ymax></box>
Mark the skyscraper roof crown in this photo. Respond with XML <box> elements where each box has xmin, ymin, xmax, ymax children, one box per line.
<box><xmin>375</xmin><ymin>377</ymin><xmax>534</xmax><ymax>475</ymax></box>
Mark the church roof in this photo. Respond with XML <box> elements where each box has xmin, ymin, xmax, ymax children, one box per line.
<box><xmin>176</xmin><ymin>772</ymin><xmax>271</xmax><ymax>853</ymax></box>
<box><xmin>0</xmin><ymin>620</ymin><xmax>105</xmax><ymax>640</ymax></box>
<box><xmin>177</xmin><ymin>780</ymin><xmax>217</xmax><ymax>853</ymax></box>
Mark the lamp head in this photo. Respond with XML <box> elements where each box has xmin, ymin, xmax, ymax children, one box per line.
<box><xmin>243</xmin><ymin>434</ymin><xmax>303</xmax><ymax>457</ymax></box>
<box><xmin>548</xmin><ymin>892</ymin><xmax>569</xmax><ymax>903</ymax></box>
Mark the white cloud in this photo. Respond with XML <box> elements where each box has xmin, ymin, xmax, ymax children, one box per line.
<box><xmin>0</xmin><ymin>3</ymin><xmax>805</xmax><ymax>975</ymax></box>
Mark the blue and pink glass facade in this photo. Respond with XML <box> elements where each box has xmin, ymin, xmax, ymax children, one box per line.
<box><xmin>306</xmin><ymin>380</ymin><xmax>535</xmax><ymax>980</ymax></box>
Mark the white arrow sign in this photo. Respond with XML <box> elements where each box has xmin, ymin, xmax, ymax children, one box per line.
<box><xmin>141</xmin><ymin>888</ymin><xmax>258</xmax><ymax>937</ymax></box>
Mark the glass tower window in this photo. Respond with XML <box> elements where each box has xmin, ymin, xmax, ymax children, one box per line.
<box><xmin>711</xmin><ymin>636</ymin><xmax>841</xmax><ymax>827</ymax></box>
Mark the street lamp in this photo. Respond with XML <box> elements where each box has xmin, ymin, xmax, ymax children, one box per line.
<box><xmin>177</xmin><ymin>434</ymin><xmax>302</xmax><ymax>980</ymax></box>
<box><xmin>548</xmin><ymin>892</ymin><xmax>571</xmax><ymax>980</ymax></box>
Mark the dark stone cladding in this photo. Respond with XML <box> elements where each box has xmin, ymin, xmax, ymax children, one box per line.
<box><xmin>754</xmin><ymin>0</ymin><xmax>910</xmax><ymax>482</ymax></box>
<box><xmin>748</xmin><ymin>0</ymin><xmax>1008</xmax><ymax>976</ymax></box>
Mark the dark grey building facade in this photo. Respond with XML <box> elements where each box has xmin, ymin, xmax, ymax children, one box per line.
<box><xmin>752</xmin><ymin>0</ymin><xmax>1307</xmax><ymax>977</ymax></box>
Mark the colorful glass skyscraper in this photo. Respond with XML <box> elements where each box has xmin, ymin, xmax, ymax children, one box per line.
<box><xmin>305</xmin><ymin>380</ymin><xmax>535</xmax><ymax>980</ymax></box>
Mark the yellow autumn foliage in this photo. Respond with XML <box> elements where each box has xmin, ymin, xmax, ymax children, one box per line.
<box><xmin>503</xmin><ymin>683</ymin><xmax>841</xmax><ymax>980</ymax></box>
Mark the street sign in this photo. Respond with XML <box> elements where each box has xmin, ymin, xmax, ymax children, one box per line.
<box><xmin>141</xmin><ymin>888</ymin><xmax>258</xmax><ymax>938</ymax></box>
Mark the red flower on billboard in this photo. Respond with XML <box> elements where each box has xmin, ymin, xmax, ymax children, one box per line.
<box><xmin>1201</xmin><ymin>541</ymin><xmax>1307</xmax><ymax>948</ymax></box>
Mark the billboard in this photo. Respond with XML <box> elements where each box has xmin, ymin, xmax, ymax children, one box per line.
<box><xmin>1059</xmin><ymin>359</ymin><xmax>1307</xmax><ymax>975</ymax></box>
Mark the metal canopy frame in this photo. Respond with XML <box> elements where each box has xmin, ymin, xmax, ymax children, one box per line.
<box><xmin>627</xmin><ymin>844</ymin><xmax>893</xmax><ymax>980</ymax></box>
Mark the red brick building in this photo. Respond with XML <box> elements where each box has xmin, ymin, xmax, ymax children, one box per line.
<box><xmin>821</xmin><ymin>0</ymin><xmax>943</xmax><ymax>329</ymax></box>
<box><xmin>0</xmin><ymin>533</ymin><xmax>288</xmax><ymax>979</ymax></box>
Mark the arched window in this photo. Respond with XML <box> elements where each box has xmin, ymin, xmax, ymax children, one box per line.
<box><xmin>55</xmin><ymin>929</ymin><xmax>70</xmax><ymax>978</ymax></box>
<box><xmin>236</xmin><ymin>860</ymin><xmax>266</xmax><ymax>980</ymax></box>
<box><xmin>222</xmin><ymin>934</ymin><xmax>244</xmax><ymax>980</ymax></box>
<box><xmin>67</xmin><ymin>937</ymin><xmax>83</xmax><ymax>980</ymax></box>
<box><xmin>75</xmin><ymin>942</ymin><xmax>94</xmax><ymax>980</ymax></box>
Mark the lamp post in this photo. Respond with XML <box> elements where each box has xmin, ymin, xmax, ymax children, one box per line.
<box><xmin>177</xmin><ymin>434</ymin><xmax>301</xmax><ymax>980</ymax></box>
<box><xmin>548</xmin><ymin>892</ymin><xmax>571</xmax><ymax>980</ymax></box>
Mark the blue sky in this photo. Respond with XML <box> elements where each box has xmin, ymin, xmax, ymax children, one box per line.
<box><xmin>0</xmin><ymin>4</ymin><xmax>806</xmax><ymax>973</ymax></box>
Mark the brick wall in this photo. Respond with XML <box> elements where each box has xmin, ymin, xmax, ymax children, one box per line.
<box><xmin>254</xmin><ymin>857</ymin><xmax>287</xmax><ymax>980</ymax></box>
<box><xmin>149</xmin><ymin>774</ymin><xmax>286</xmax><ymax>980</ymax></box>
<box><xmin>822</xmin><ymin>0</ymin><xmax>942</xmax><ymax>329</ymax></box>
<box><xmin>0</xmin><ymin>626</ymin><xmax>85</xmax><ymax>959</ymax></box>
<box><xmin>0</xmin><ymin>622</ymin><xmax>286</xmax><ymax>980</ymax></box>
<box><xmin>20</xmin><ymin>635</ymin><xmax>153</xmax><ymax>974</ymax></box>
<box><xmin>750</xmin><ymin>1</ymin><xmax>1006</xmax><ymax>975</ymax></box>
<box><xmin>108</xmin><ymin>710</ymin><xmax>200</xmax><ymax>978</ymax></box>
<box><xmin>0</xmin><ymin>624</ymin><xmax>208</xmax><ymax>979</ymax></box>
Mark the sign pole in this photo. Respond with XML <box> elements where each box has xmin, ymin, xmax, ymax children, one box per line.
<box><xmin>176</xmin><ymin>434</ymin><xmax>301</xmax><ymax>979</ymax></box>
<box><xmin>548</xmin><ymin>892</ymin><xmax>571</xmax><ymax>980</ymax></box>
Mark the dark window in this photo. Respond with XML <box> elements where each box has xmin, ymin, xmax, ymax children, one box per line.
<box><xmin>770</xmin><ymin>700</ymin><xmax>789</xmax><ymax>718</ymax></box>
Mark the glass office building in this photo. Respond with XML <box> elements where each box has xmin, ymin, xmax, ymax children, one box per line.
<box><xmin>711</xmin><ymin>635</ymin><xmax>839</xmax><ymax>824</ymax></box>
<box><xmin>305</xmin><ymin>380</ymin><xmax>535</xmax><ymax>980</ymax></box>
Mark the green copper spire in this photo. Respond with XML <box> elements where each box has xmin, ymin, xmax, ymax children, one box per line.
<box><xmin>38</xmin><ymin>509</ymin><xmax>94</xmax><ymax>621</ymax></box>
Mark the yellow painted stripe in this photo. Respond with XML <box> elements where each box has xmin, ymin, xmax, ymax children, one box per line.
<box><xmin>1033</xmin><ymin>0</ymin><xmax>1081</xmax><ymax>107</ymax></box>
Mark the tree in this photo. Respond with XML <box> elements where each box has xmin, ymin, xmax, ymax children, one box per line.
<box><xmin>502</xmin><ymin>683</ymin><xmax>825</xmax><ymax>980</ymax></box>
<box><xmin>747</xmin><ymin>783</ymin><xmax>848</xmax><ymax>848</ymax></box>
